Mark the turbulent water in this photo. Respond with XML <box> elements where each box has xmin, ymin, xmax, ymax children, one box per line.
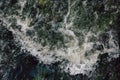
<box><xmin>0</xmin><ymin>0</ymin><xmax>120</xmax><ymax>79</ymax></box>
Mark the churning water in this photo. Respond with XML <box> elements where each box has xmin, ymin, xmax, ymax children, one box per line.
<box><xmin>0</xmin><ymin>0</ymin><xmax>119</xmax><ymax>76</ymax></box>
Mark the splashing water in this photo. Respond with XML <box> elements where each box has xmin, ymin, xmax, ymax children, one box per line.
<box><xmin>0</xmin><ymin>0</ymin><xmax>119</xmax><ymax>75</ymax></box>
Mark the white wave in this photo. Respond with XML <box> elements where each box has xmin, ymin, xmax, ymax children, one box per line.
<box><xmin>1</xmin><ymin>0</ymin><xmax>119</xmax><ymax>76</ymax></box>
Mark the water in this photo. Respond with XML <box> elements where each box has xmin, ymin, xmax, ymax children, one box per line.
<box><xmin>0</xmin><ymin>0</ymin><xmax>119</xmax><ymax>77</ymax></box>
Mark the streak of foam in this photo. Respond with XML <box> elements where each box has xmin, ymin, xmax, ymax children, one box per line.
<box><xmin>18</xmin><ymin>0</ymin><xmax>26</xmax><ymax>14</ymax></box>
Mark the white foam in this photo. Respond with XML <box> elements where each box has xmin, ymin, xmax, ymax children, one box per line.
<box><xmin>18</xmin><ymin>0</ymin><xmax>26</xmax><ymax>14</ymax></box>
